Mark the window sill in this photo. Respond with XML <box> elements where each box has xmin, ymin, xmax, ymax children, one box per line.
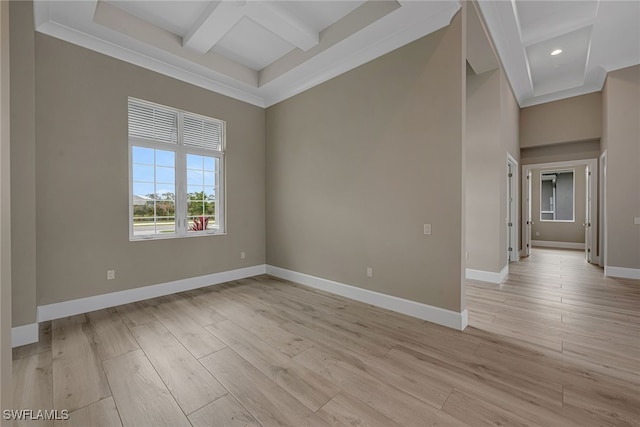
<box><xmin>129</xmin><ymin>231</ymin><xmax>226</xmax><ymax>242</ymax></box>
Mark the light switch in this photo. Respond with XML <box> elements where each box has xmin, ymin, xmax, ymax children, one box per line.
<box><xmin>634</xmin><ymin>217</ymin><xmax>640</xmax><ymax>225</ymax></box>
<box><xmin>424</xmin><ymin>224</ymin><xmax>431</xmax><ymax>235</ymax></box>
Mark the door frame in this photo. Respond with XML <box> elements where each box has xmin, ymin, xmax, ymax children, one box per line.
<box><xmin>522</xmin><ymin>158</ymin><xmax>598</xmax><ymax>262</ymax></box>
<box><xmin>507</xmin><ymin>154</ymin><xmax>519</xmax><ymax>262</ymax></box>
<box><xmin>599</xmin><ymin>151</ymin><xmax>607</xmax><ymax>267</ymax></box>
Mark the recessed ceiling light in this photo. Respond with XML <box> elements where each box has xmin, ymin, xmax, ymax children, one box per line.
<box><xmin>551</xmin><ymin>49</ymin><xmax>563</xmax><ymax>56</ymax></box>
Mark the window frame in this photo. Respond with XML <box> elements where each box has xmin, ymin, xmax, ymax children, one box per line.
<box><xmin>539</xmin><ymin>168</ymin><xmax>575</xmax><ymax>223</ymax></box>
<box><xmin>128</xmin><ymin>98</ymin><xmax>226</xmax><ymax>241</ymax></box>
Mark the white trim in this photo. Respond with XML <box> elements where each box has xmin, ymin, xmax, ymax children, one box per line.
<box><xmin>599</xmin><ymin>151</ymin><xmax>607</xmax><ymax>268</ymax></box>
<box><xmin>523</xmin><ymin>159</ymin><xmax>598</xmax><ymax>263</ymax></box>
<box><xmin>507</xmin><ymin>154</ymin><xmax>519</xmax><ymax>262</ymax></box>
<box><xmin>531</xmin><ymin>240</ymin><xmax>585</xmax><ymax>250</ymax></box>
<box><xmin>261</xmin><ymin>2</ymin><xmax>458</xmax><ymax>107</ymax></box>
<box><xmin>38</xmin><ymin>265</ymin><xmax>266</xmax><ymax>322</ymax></box>
<box><xmin>12</xmin><ymin>323</ymin><xmax>38</xmax><ymax>348</ymax></box>
<box><xmin>266</xmin><ymin>265</ymin><xmax>468</xmax><ymax>331</ymax></box>
<box><xmin>605</xmin><ymin>266</ymin><xmax>640</xmax><ymax>280</ymax></box>
<box><xmin>465</xmin><ymin>264</ymin><xmax>509</xmax><ymax>284</ymax></box>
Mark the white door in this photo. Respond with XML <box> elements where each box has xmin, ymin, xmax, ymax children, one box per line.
<box><xmin>585</xmin><ymin>165</ymin><xmax>593</xmax><ymax>262</ymax></box>
<box><xmin>507</xmin><ymin>162</ymin><xmax>512</xmax><ymax>262</ymax></box>
<box><xmin>524</xmin><ymin>170</ymin><xmax>532</xmax><ymax>257</ymax></box>
<box><xmin>507</xmin><ymin>158</ymin><xmax>518</xmax><ymax>262</ymax></box>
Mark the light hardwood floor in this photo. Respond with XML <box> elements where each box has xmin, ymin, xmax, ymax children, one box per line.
<box><xmin>12</xmin><ymin>248</ymin><xmax>640</xmax><ymax>426</ymax></box>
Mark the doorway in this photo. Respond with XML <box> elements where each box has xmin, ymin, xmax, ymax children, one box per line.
<box><xmin>522</xmin><ymin>159</ymin><xmax>598</xmax><ymax>263</ymax></box>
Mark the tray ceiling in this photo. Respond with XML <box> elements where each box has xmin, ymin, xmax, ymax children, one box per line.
<box><xmin>478</xmin><ymin>0</ymin><xmax>640</xmax><ymax>107</ymax></box>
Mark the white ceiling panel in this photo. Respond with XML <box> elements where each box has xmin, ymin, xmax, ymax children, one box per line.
<box><xmin>527</xmin><ymin>26</ymin><xmax>592</xmax><ymax>96</ymax></box>
<box><xmin>514</xmin><ymin>0</ymin><xmax>598</xmax><ymax>45</ymax></box>
<box><xmin>280</xmin><ymin>1</ymin><xmax>367</xmax><ymax>33</ymax></box>
<box><xmin>211</xmin><ymin>16</ymin><xmax>295</xmax><ymax>71</ymax></box>
<box><xmin>108</xmin><ymin>1</ymin><xmax>212</xmax><ymax>37</ymax></box>
<box><xmin>589</xmin><ymin>0</ymin><xmax>640</xmax><ymax>72</ymax></box>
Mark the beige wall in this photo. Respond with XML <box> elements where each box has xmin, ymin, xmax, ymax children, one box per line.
<box><xmin>1</xmin><ymin>0</ymin><xmax>13</xmax><ymax>413</ymax></box>
<box><xmin>602</xmin><ymin>65</ymin><xmax>640</xmax><ymax>270</ymax></box>
<box><xmin>9</xmin><ymin>1</ymin><xmax>36</xmax><ymax>327</ymax></box>
<box><xmin>266</xmin><ymin>12</ymin><xmax>466</xmax><ymax>312</ymax></box>
<box><xmin>465</xmin><ymin>68</ymin><xmax>519</xmax><ymax>273</ymax></box>
<box><xmin>521</xmin><ymin>139</ymin><xmax>600</xmax><ymax>165</ymax></box>
<box><xmin>466</xmin><ymin>66</ymin><xmax>502</xmax><ymax>272</ymax></box>
<box><xmin>465</xmin><ymin>0</ymin><xmax>519</xmax><ymax>275</ymax></box>
<box><xmin>520</xmin><ymin>92</ymin><xmax>602</xmax><ymax>148</ymax></box>
<box><xmin>32</xmin><ymin>34</ymin><xmax>266</xmax><ymax>307</ymax></box>
<box><xmin>531</xmin><ymin>165</ymin><xmax>586</xmax><ymax>244</ymax></box>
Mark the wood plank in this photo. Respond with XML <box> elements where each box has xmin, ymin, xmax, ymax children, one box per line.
<box><xmin>13</xmin><ymin>352</ymin><xmax>53</xmax><ymax>427</ymax></box>
<box><xmin>85</xmin><ymin>308</ymin><xmax>139</xmax><ymax>361</ymax></box>
<box><xmin>206</xmin><ymin>320</ymin><xmax>339</xmax><ymax>411</ymax></box>
<box><xmin>114</xmin><ymin>302</ymin><xmax>156</xmax><ymax>328</ymax></box>
<box><xmin>280</xmin><ymin>320</ymin><xmax>453</xmax><ymax>409</ymax></box>
<box><xmin>294</xmin><ymin>347</ymin><xmax>448</xmax><ymax>426</ymax></box>
<box><xmin>168</xmin><ymin>292</ymin><xmax>226</xmax><ymax>327</ymax></box>
<box><xmin>199</xmin><ymin>348</ymin><xmax>315</xmax><ymax>427</ymax></box>
<box><xmin>384</xmin><ymin>346</ymin><xmax>586</xmax><ymax>427</ymax></box>
<box><xmin>563</xmin><ymin>379</ymin><xmax>640</xmax><ymax>426</ymax></box>
<box><xmin>52</xmin><ymin>324</ymin><xmax>111</xmax><ymax>412</ymax></box>
<box><xmin>143</xmin><ymin>297</ymin><xmax>226</xmax><ymax>358</ymax></box>
<box><xmin>51</xmin><ymin>314</ymin><xmax>86</xmax><ymax>330</ymax></box>
<box><xmin>102</xmin><ymin>350</ymin><xmax>190</xmax><ymax>427</ymax></box>
<box><xmin>56</xmin><ymin>397</ymin><xmax>122</xmax><ymax>427</ymax></box>
<box><xmin>205</xmin><ymin>296</ymin><xmax>314</xmax><ymax>357</ymax></box>
<box><xmin>315</xmin><ymin>391</ymin><xmax>401</xmax><ymax>427</ymax></box>
<box><xmin>187</xmin><ymin>394</ymin><xmax>259</xmax><ymax>427</ymax></box>
<box><xmin>129</xmin><ymin>321</ymin><xmax>227</xmax><ymax>415</ymax></box>
<box><xmin>13</xmin><ymin>321</ymin><xmax>52</xmax><ymax>361</ymax></box>
<box><xmin>442</xmin><ymin>389</ymin><xmax>538</xmax><ymax>427</ymax></box>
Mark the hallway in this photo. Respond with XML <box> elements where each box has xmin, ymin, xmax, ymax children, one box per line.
<box><xmin>467</xmin><ymin>248</ymin><xmax>639</xmax><ymax>424</ymax></box>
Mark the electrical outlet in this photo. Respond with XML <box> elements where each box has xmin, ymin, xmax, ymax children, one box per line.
<box><xmin>366</xmin><ymin>267</ymin><xmax>373</xmax><ymax>277</ymax></box>
<box><xmin>535</xmin><ymin>231</ymin><xmax>540</xmax><ymax>236</ymax></box>
<box><xmin>634</xmin><ymin>217</ymin><xmax>640</xmax><ymax>225</ymax></box>
<box><xmin>240</xmin><ymin>251</ymin><xmax>246</xmax><ymax>259</ymax></box>
<box><xmin>424</xmin><ymin>224</ymin><xmax>431</xmax><ymax>235</ymax></box>
<box><xmin>107</xmin><ymin>270</ymin><xmax>115</xmax><ymax>280</ymax></box>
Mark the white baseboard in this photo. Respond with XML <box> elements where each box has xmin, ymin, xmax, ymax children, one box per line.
<box><xmin>532</xmin><ymin>240</ymin><xmax>585</xmax><ymax>250</ymax></box>
<box><xmin>605</xmin><ymin>266</ymin><xmax>640</xmax><ymax>280</ymax></box>
<box><xmin>37</xmin><ymin>265</ymin><xmax>267</xmax><ymax>323</ymax></box>
<box><xmin>266</xmin><ymin>265</ymin><xmax>468</xmax><ymax>331</ymax></box>
<box><xmin>465</xmin><ymin>264</ymin><xmax>509</xmax><ymax>284</ymax></box>
<box><xmin>12</xmin><ymin>323</ymin><xmax>39</xmax><ymax>348</ymax></box>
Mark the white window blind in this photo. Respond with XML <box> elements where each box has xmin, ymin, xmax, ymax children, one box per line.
<box><xmin>183</xmin><ymin>113</ymin><xmax>223</xmax><ymax>152</ymax></box>
<box><xmin>128</xmin><ymin>100</ymin><xmax>178</xmax><ymax>144</ymax></box>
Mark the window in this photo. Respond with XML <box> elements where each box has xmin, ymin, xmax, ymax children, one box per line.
<box><xmin>540</xmin><ymin>170</ymin><xmax>574</xmax><ymax>222</ymax></box>
<box><xmin>129</xmin><ymin>98</ymin><xmax>225</xmax><ymax>239</ymax></box>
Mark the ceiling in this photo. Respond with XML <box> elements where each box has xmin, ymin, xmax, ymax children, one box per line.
<box><xmin>34</xmin><ymin>0</ymin><xmax>459</xmax><ymax>107</ymax></box>
<box><xmin>33</xmin><ymin>1</ymin><xmax>640</xmax><ymax>108</ymax></box>
<box><xmin>477</xmin><ymin>0</ymin><xmax>640</xmax><ymax>107</ymax></box>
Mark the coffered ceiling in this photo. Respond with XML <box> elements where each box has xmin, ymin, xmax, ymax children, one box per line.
<box><xmin>33</xmin><ymin>0</ymin><xmax>460</xmax><ymax>107</ymax></box>
<box><xmin>33</xmin><ymin>1</ymin><xmax>640</xmax><ymax>108</ymax></box>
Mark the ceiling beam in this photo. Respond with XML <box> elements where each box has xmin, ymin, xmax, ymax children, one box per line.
<box><xmin>183</xmin><ymin>1</ymin><xmax>245</xmax><ymax>54</ymax></box>
<box><xmin>247</xmin><ymin>2</ymin><xmax>318</xmax><ymax>51</ymax></box>
<box><xmin>183</xmin><ymin>0</ymin><xmax>319</xmax><ymax>55</ymax></box>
